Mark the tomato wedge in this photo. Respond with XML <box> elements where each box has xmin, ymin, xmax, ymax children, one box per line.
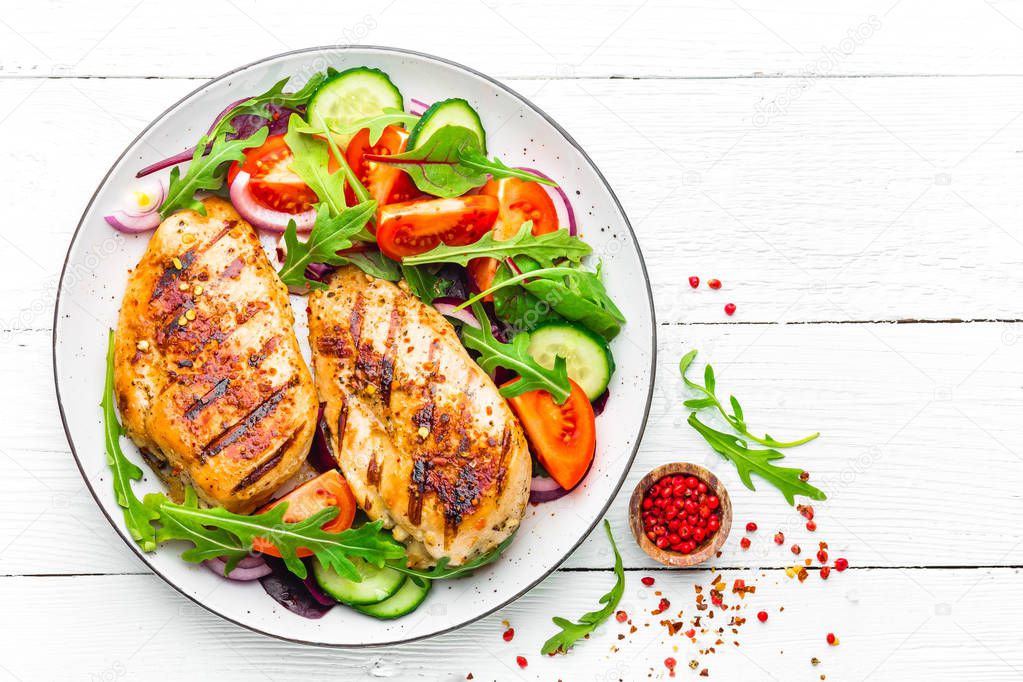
<box><xmin>468</xmin><ymin>178</ymin><xmax>560</xmax><ymax>298</ymax></box>
<box><xmin>376</xmin><ymin>195</ymin><xmax>499</xmax><ymax>260</ymax></box>
<box><xmin>227</xmin><ymin>134</ymin><xmax>318</xmax><ymax>214</ymax></box>
<box><xmin>502</xmin><ymin>378</ymin><xmax>596</xmax><ymax>491</ymax></box>
<box><xmin>345</xmin><ymin>125</ymin><xmax>418</xmax><ymax>207</ymax></box>
<box><xmin>251</xmin><ymin>470</ymin><xmax>357</xmax><ymax>558</ymax></box>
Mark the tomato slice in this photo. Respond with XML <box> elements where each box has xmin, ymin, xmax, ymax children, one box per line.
<box><xmin>502</xmin><ymin>378</ymin><xmax>596</xmax><ymax>491</ymax></box>
<box><xmin>251</xmin><ymin>470</ymin><xmax>357</xmax><ymax>558</ymax></box>
<box><xmin>345</xmin><ymin>125</ymin><xmax>418</xmax><ymax>207</ymax></box>
<box><xmin>227</xmin><ymin>134</ymin><xmax>318</xmax><ymax>214</ymax></box>
<box><xmin>376</xmin><ymin>195</ymin><xmax>499</xmax><ymax>260</ymax></box>
<box><xmin>468</xmin><ymin>178</ymin><xmax>560</xmax><ymax>298</ymax></box>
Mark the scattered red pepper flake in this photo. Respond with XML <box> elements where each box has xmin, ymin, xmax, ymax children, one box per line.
<box><xmin>502</xmin><ymin>627</ymin><xmax>514</xmax><ymax>642</ymax></box>
<box><xmin>658</xmin><ymin>598</ymin><xmax>671</xmax><ymax>612</ymax></box>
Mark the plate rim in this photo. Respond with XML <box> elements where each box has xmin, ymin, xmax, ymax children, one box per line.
<box><xmin>52</xmin><ymin>44</ymin><xmax>658</xmax><ymax>648</ymax></box>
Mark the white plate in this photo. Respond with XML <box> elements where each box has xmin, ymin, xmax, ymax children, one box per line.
<box><xmin>54</xmin><ymin>46</ymin><xmax>656</xmax><ymax>647</ymax></box>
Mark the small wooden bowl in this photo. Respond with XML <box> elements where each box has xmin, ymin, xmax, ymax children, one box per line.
<box><xmin>628</xmin><ymin>462</ymin><xmax>732</xmax><ymax>567</ymax></box>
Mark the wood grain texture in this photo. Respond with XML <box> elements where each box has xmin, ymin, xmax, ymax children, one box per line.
<box><xmin>0</xmin><ymin>569</ymin><xmax>1020</xmax><ymax>680</ymax></box>
<box><xmin>2</xmin><ymin>0</ymin><xmax>1023</xmax><ymax>78</ymax></box>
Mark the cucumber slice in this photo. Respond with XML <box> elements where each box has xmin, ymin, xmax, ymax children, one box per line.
<box><xmin>312</xmin><ymin>557</ymin><xmax>405</xmax><ymax>605</ymax></box>
<box><xmin>352</xmin><ymin>576</ymin><xmax>432</xmax><ymax>619</ymax></box>
<box><xmin>308</xmin><ymin>67</ymin><xmax>403</xmax><ymax>145</ymax></box>
<box><xmin>408</xmin><ymin>98</ymin><xmax>486</xmax><ymax>151</ymax></box>
<box><xmin>527</xmin><ymin>322</ymin><xmax>614</xmax><ymax>401</ymax></box>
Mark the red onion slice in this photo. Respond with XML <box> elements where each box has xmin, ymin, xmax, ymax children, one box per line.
<box><xmin>229</xmin><ymin>170</ymin><xmax>316</xmax><ymax>233</ymax></box>
<box><xmin>259</xmin><ymin>558</ymin><xmax>334</xmax><ymax>619</ymax></box>
<box><xmin>410</xmin><ymin>98</ymin><xmax>430</xmax><ymax>116</ymax></box>
<box><xmin>105</xmin><ymin>210</ymin><xmax>161</xmax><ymax>234</ymax></box>
<box><xmin>308</xmin><ymin>403</ymin><xmax>337</xmax><ymax>473</ymax></box>
<box><xmin>202</xmin><ymin>555</ymin><xmax>272</xmax><ymax>581</ymax></box>
<box><xmin>433</xmin><ymin>297</ymin><xmax>482</xmax><ymax>328</ymax></box>
<box><xmin>518</xmin><ymin>167</ymin><xmax>577</xmax><ymax>236</ymax></box>
<box><xmin>529</xmin><ymin>475</ymin><xmax>571</xmax><ymax>504</ymax></box>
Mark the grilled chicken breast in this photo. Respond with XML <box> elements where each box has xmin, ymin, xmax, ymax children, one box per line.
<box><xmin>308</xmin><ymin>266</ymin><xmax>531</xmax><ymax>567</ymax></box>
<box><xmin>114</xmin><ymin>197</ymin><xmax>317</xmax><ymax>513</ymax></box>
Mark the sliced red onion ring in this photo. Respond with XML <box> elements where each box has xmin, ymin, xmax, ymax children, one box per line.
<box><xmin>259</xmin><ymin>558</ymin><xmax>334</xmax><ymax>619</ymax></box>
<box><xmin>302</xmin><ymin>572</ymin><xmax>338</xmax><ymax>607</ymax></box>
<box><xmin>410</xmin><ymin>98</ymin><xmax>430</xmax><ymax>115</ymax></box>
<box><xmin>591</xmin><ymin>388</ymin><xmax>610</xmax><ymax>416</ymax></box>
<box><xmin>202</xmin><ymin>555</ymin><xmax>272</xmax><ymax>581</ymax></box>
<box><xmin>529</xmin><ymin>475</ymin><xmax>570</xmax><ymax>504</ymax></box>
<box><xmin>433</xmin><ymin>297</ymin><xmax>482</xmax><ymax>328</ymax></box>
<box><xmin>105</xmin><ymin>210</ymin><xmax>161</xmax><ymax>234</ymax></box>
<box><xmin>518</xmin><ymin>167</ymin><xmax>577</xmax><ymax>236</ymax></box>
<box><xmin>230</xmin><ymin>170</ymin><xmax>316</xmax><ymax>234</ymax></box>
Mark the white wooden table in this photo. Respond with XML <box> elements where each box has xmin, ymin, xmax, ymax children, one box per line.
<box><xmin>3</xmin><ymin>1</ymin><xmax>1023</xmax><ymax>679</ymax></box>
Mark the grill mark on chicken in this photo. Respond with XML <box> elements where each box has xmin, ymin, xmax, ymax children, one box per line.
<box><xmin>408</xmin><ymin>459</ymin><xmax>429</xmax><ymax>525</ymax></box>
<box><xmin>184</xmin><ymin>377</ymin><xmax>231</xmax><ymax>420</ymax></box>
<box><xmin>222</xmin><ymin>256</ymin><xmax>244</xmax><ymax>279</ymax></box>
<box><xmin>495</xmin><ymin>425</ymin><xmax>512</xmax><ymax>495</ymax></box>
<box><xmin>367</xmin><ymin>454</ymin><xmax>380</xmax><ymax>487</ymax></box>
<box><xmin>230</xmin><ymin>428</ymin><xmax>298</xmax><ymax>493</ymax></box>
<box><xmin>349</xmin><ymin>291</ymin><xmax>366</xmax><ymax>348</ymax></box>
<box><xmin>247</xmin><ymin>335</ymin><xmax>279</xmax><ymax>368</ymax></box>
<box><xmin>204</xmin><ymin>220</ymin><xmax>237</xmax><ymax>250</ymax></box>
<box><xmin>200</xmin><ymin>379</ymin><xmax>296</xmax><ymax>462</ymax></box>
<box><xmin>379</xmin><ymin>303</ymin><xmax>402</xmax><ymax>405</ymax></box>
<box><xmin>150</xmin><ymin>248</ymin><xmax>196</xmax><ymax>300</ymax></box>
<box><xmin>336</xmin><ymin>391</ymin><xmax>349</xmax><ymax>459</ymax></box>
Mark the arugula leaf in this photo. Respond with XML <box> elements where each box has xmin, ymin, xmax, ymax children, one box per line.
<box><xmin>321</xmin><ymin>107</ymin><xmax>420</xmax><ymax>145</ymax></box>
<box><xmin>102</xmin><ymin>330</ymin><xmax>159</xmax><ymax>551</ymax></box>
<box><xmin>680</xmin><ymin>350</ymin><xmax>819</xmax><ymax>448</ymax></box>
<box><xmin>392</xmin><ymin>534</ymin><xmax>515</xmax><ymax>586</ymax></box>
<box><xmin>688</xmin><ymin>413</ymin><xmax>827</xmax><ymax>506</ymax></box>
<box><xmin>541</xmin><ymin>520</ymin><xmax>623</xmax><ymax>655</ymax></box>
<box><xmin>277</xmin><ymin>201</ymin><xmax>378</xmax><ymax>290</ymax></box>
<box><xmin>459</xmin><ymin>262</ymin><xmax>625</xmax><ymax>340</ymax></box>
<box><xmin>145</xmin><ymin>492</ymin><xmax>406</xmax><ymax>579</ymax></box>
<box><xmin>492</xmin><ymin>257</ymin><xmax>561</xmax><ymax>333</ymax></box>
<box><xmin>207</xmin><ymin>74</ymin><xmax>328</xmax><ymax>140</ymax></box>
<box><xmin>291</xmin><ymin>117</ymin><xmax>373</xmax><ymax>207</ymax></box>
<box><xmin>159</xmin><ymin>128</ymin><xmax>269</xmax><ymax>218</ymax></box>
<box><xmin>401</xmin><ymin>222</ymin><xmax>591</xmax><ymax>267</ymax></box>
<box><xmin>366</xmin><ymin>126</ymin><xmax>554</xmax><ymax>198</ymax></box>
<box><xmin>461</xmin><ymin>302</ymin><xmax>571</xmax><ymax>403</ymax></box>
<box><xmin>283</xmin><ymin>114</ymin><xmax>347</xmax><ymax>215</ymax></box>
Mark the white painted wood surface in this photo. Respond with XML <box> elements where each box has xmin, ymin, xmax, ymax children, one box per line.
<box><xmin>2</xmin><ymin>0</ymin><xmax>1021</xmax><ymax>679</ymax></box>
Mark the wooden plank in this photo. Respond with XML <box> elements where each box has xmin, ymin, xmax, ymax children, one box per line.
<box><xmin>5</xmin><ymin>321</ymin><xmax>1020</xmax><ymax>575</ymax></box>
<box><xmin>0</xmin><ymin>568</ymin><xmax>1020</xmax><ymax>680</ymax></box>
<box><xmin>3</xmin><ymin>0</ymin><xmax>1023</xmax><ymax>78</ymax></box>
<box><xmin>3</xmin><ymin>76</ymin><xmax>1023</xmax><ymax>327</ymax></box>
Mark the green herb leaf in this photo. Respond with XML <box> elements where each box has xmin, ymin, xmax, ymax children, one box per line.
<box><xmin>102</xmin><ymin>330</ymin><xmax>159</xmax><ymax>551</ymax></box>
<box><xmin>460</xmin><ymin>302</ymin><xmax>571</xmax><ymax>403</ymax></box>
<box><xmin>159</xmin><ymin>128</ymin><xmax>270</xmax><ymax>219</ymax></box>
<box><xmin>291</xmin><ymin>117</ymin><xmax>373</xmax><ymax>208</ymax></box>
<box><xmin>207</xmin><ymin>74</ymin><xmax>328</xmax><ymax>140</ymax></box>
<box><xmin>687</xmin><ymin>413</ymin><xmax>827</xmax><ymax>506</ymax></box>
<box><xmin>392</xmin><ymin>534</ymin><xmax>515</xmax><ymax>586</ymax></box>
<box><xmin>283</xmin><ymin>114</ymin><xmax>347</xmax><ymax>215</ymax></box>
<box><xmin>491</xmin><ymin>257</ymin><xmax>561</xmax><ymax>333</ymax></box>
<box><xmin>679</xmin><ymin>349</ymin><xmax>820</xmax><ymax>448</ymax></box>
<box><xmin>366</xmin><ymin>125</ymin><xmax>554</xmax><ymax>198</ymax></box>
<box><xmin>277</xmin><ymin>201</ymin><xmax>378</xmax><ymax>290</ymax></box>
<box><xmin>337</xmin><ymin>250</ymin><xmax>401</xmax><ymax>282</ymax></box>
<box><xmin>541</xmin><ymin>520</ymin><xmax>624</xmax><ymax>655</ymax></box>
<box><xmin>145</xmin><ymin>493</ymin><xmax>407</xmax><ymax>579</ymax></box>
<box><xmin>321</xmin><ymin>107</ymin><xmax>420</xmax><ymax>145</ymax></box>
<box><xmin>401</xmin><ymin>222</ymin><xmax>591</xmax><ymax>268</ymax></box>
<box><xmin>400</xmin><ymin>263</ymin><xmax>452</xmax><ymax>304</ymax></box>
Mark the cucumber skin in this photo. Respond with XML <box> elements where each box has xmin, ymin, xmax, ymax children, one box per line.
<box><xmin>312</xmin><ymin>559</ymin><xmax>404</xmax><ymax>606</ymax></box>
<box><xmin>408</xmin><ymin>98</ymin><xmax>486</xmax><ymax>151</ymax></box>
<box><xmin>308</xmin><ymin>66</ymin><xmax>404</xmax><ymax>126</ymax></box>
<box><xmin>530</xmin><ymin>321</ymin><xmax>615</xmax><ymax>399</ymax></box>
<box><xmin>351</xmin><ymin>577</ymin><xmax>432</xmax><ymax>619</ymax></box>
